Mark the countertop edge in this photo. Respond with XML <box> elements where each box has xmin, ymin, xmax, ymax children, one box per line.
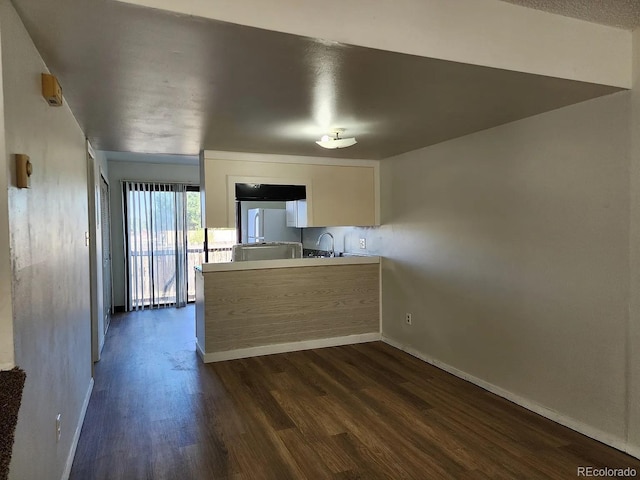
<box><xmin>199</xmin><ymin>256</ymin><xmax>380</xmax><ymax>272</ymax></box>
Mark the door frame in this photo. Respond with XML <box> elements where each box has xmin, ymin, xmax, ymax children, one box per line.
<box><xmin>99</xmin><ymin>172</ymin><xmax>114</xmax><ymax>335</ymax></box>
<box><xmin>86</xmin><ymin>143</ymin><xmax>104</xmax><ymax>363</ymax></box>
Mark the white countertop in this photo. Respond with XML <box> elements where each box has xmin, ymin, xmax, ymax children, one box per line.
<box><xmin>197</xmin><ymin>255</ymin><xmax>380</xmax><ymax>272</ymax></box>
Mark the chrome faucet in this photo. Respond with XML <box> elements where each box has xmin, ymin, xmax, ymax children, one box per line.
<box><xmin>316</xmin><ymin>232</ymin><xmax>335</xmax><ymax>257</ymax></box>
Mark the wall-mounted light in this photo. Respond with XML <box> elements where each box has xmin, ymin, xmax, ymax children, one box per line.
<box><xmin>41</xmin><ymin>73</ymin><xmax>63</xmax><ymax>106</ymax></box>
<box><xmin>316</xmin><ymin>128</ymin><xmax>357</xmax><ymax>149</ymax></box>
<box><xmin>15</xmin><ymin>154</ymin><xmax>32</xmax><ymax>189</ymax></box>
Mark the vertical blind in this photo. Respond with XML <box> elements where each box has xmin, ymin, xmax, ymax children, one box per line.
<box><xmin>123</xmin><ymin>182</ymin><xmax>188</xmax><ymax>311</ymax></box>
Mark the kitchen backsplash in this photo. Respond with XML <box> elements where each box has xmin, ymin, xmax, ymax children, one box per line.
<box><xmin>302</xmin><ymin>226</ymin><xmax>382</xmax><ymax>256</ymax></box>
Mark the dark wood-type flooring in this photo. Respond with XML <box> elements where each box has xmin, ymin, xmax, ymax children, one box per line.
<box><xmin>70</xmin><ymin>306</ymin><xmax>640</xmax><ymax>479</ymax></box>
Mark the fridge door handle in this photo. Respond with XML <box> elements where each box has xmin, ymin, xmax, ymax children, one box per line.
<box><xmin>254</xmin><ymin>212</ymin><xmax>261</xmax><ymax>239</ymax></box>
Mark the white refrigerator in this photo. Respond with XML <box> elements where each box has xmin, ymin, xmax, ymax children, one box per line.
<box><xmin>247</xmin><ymin>208</ymin><xmax>301</xmax><ymax>243</ymax></box>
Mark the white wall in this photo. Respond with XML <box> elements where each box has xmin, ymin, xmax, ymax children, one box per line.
<box><xmin>628</xmin><ymin>28</ymin><xmax>640</xmax><ymax>457</ymax></box>
<box><xmin>1</xmin><ymin>1</ymin><xmax>93</xmax><ymax>478</ymax></box>
<box><xmin>379</xmin><ymin>91</ymin><xmax>633</xmax><ymax>450</ymax></box>
<box><xmin>0</xmin><ymin>8</ymin><xmax>13</xmax><ymax>370</ymax></box>
<box><xmin>302</xmin><ymin>226</ymin><xmax>382</xmax><ymax>256</ymax></box>
<box><xmin>107</xmin><ymin>159</ymin><xmax>200</xmax><ymax>308</ymax></box>
<box><xmin>117</xmin><ymin>0</ymin><xmax>631</xmax><ymax>88</ymax></box>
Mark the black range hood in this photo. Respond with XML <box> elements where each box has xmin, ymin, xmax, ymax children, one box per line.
<box><xmin>235</xmin><ymin>183</ymin><xmax>306</xmax><ymax>202</ymax></box>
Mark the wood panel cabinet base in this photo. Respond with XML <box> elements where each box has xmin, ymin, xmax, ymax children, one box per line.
<box><xmin>195</xmin><ymin>262</ymin><xmax>380</xmax><ymax>362</ymax></box>
<box><xmin>197</xmin><ymin>332</ymin><xmax>381</xmax><ymax>363</ymax></box>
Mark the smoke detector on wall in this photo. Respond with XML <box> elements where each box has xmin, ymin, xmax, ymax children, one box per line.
<box><xmin>316</xmin><ymin>128</ymin><xmax>357</xmax><ymax>149</ymax></box>
<box><xmin>41</xmin><ymin>73</ymin><xmax>63</xmax><ymax>106</ymax></box>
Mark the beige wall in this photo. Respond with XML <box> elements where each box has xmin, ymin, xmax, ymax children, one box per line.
<box><xmin>0</xmin><ymin>10</ymin><xmax>13</xmax><ymax>370</ymax></box>
<box><xmin>1</xmin><ymin>1</ymin><xmax>93</xmax><ymax>478</ymax></box>
<box><xmin>628</xmin><ymin>28</ymin><xmax>640</xmax><ymax>455</ymax></box>
<box><xmin>107</xmin><ymin>159</ymin><xmax>200</xmax><ymax>308</ymax></box>
<box><xmin>380</xmin><ymin>92</ymin><xmax>632</xmax><ymax>447</ymax></box>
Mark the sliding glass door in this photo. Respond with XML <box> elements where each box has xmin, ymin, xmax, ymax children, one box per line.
<box><xmin>123</xmin><ymin>182</ymin><xmax>202</xmax><ymax>310</ymax></box>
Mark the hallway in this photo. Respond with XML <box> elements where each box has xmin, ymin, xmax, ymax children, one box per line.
<box><xmin>70</xmin><ymin>307</ymin><xmax>640</xmax><ymax>479</ymax></box>
<box><xmin>71</xmin><ymin>307</ymin><xmax>202</xmax><ymax>479</ymax></box>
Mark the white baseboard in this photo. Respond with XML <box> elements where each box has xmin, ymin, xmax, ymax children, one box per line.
<box><xmin>196</xmin><ymin>340</ymin><xmax>206</xmax><ymax>362</ymax></box>
<box><xmin>200</xmin><ymin>332</ymin><xmax>381</xmax><ymax>363</ymax></box>
<box><xmin>382</xmin><ymin>335</ymin><xmax>639</xmax><ymax>460</ymax></box>
<box><xmin>61</xmin><ymin>377</ymin><xmax>94</xmax><ymax>480</ymax></box>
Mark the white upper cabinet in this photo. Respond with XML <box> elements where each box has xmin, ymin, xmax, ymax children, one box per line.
<box><xmin>286</xmin><ymin>200</ymin><xmax>307</xmax><ymax>228</ymax></box>
<box><xmin>200</xmin><ymin>152</ymin><xmax>379</xmax><ymax>228</ymax></box>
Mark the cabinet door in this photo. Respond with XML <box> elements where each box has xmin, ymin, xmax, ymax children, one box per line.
<box><xmin>296</xmin><ymin>200</ymin><xmax>308</xmax><ymax>228</ymax></box>
<box><xmin>312</xmin><ymin>166</ymin><xmax>376</xmax><ymax>226</ymax></box>
<box><xmin>286</xmin><ymin>200</ymin><xmax>307</xmax><ymax>227</ymax></box>
<box><xmin>285</xmin><ymin>201</ymin><xmax>297</xmax><ymax>227</ymax></box>
<box><xmin>201</xmin><ymin>157</ymin><xmax>378</xmax><ymax>228</ymax></box>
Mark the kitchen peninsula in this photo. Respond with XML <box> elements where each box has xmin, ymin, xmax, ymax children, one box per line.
<box><xmin>195</xmin><ymin>256</ymin><xmax>380</xmax><ymax>362</ymax></box>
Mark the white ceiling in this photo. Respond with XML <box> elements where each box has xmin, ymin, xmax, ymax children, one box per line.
<box><xmin>12</xmin><ymin>0</ymin><xmax>624</xmax><ymax>160</ymax></box>
<box><xmin>499</xmin><ymin>0</ymin><xmax>640</xmax><ymax>30</ymax></box>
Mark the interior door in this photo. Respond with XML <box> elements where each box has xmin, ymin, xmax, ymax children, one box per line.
<box><xmin>100</xmin><ymin>175</ymin><xmax>112</xmax><ymax>334</ymax></box>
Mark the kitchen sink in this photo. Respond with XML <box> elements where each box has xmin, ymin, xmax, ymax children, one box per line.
<box><xmin>303</xmin><ymin>251</ymin><xmax>368</xmax><ymax>258</ymax></box>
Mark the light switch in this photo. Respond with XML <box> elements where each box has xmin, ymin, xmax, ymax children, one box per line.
<box><xmin>359</xmin><ymin>238</ymin><xmax>366</xmax><ymax>249</ymax></box>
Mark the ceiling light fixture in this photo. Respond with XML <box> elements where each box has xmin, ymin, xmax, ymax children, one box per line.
<box><xmin>315</xmin><ymin>128</ymin><xmax>357</xmax><ymax>149</ymax></box>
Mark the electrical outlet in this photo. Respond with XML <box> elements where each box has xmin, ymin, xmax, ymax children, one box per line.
<box><xmin>56</xmin><ymin>414</ymin><xmax>61</xmax><ymax>442</ymax></box>
<box><xmin>359</xmin><ymin>238</ymin><xmax>366</xmax><ymax>249</ymax></box>
<box><xmin>405</xmin><ymin>313</ymin><xmax>412</xmax><ymax>325</ymax></box>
